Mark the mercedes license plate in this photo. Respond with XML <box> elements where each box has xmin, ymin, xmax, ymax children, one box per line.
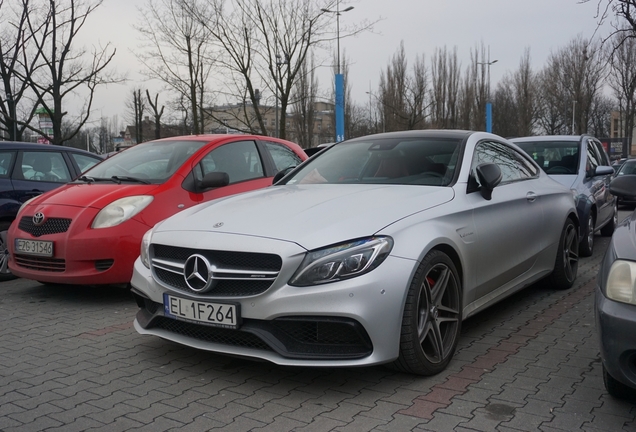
<box><xmin>163</xmin><ymin>294</ymin><xmax>239</xmax><ymax>329</ymax></box>
<box><xmin>15</xmin><ymin>238</ymin><xmax>53</xmax><ymax>257</ymax></box>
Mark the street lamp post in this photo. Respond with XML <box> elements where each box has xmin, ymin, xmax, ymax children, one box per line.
<box><xmin>322</xmin><ymin>1</ymin><xmax>353</xmax><ymax>142</ymax></box>
<box><xmin>477</xmin><ymin>47</ymin><xmax>498</xmax><ymax>133</ymax></box>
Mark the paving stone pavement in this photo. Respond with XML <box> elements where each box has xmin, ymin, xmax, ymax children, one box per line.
<box><xmin>1</xmin><ymin>224</ymin><xmax>636</xmax><ymax>431</ymax></box>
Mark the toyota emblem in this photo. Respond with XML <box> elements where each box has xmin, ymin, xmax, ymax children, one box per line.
<box><xmin>32</xmin><ymin>212</ymin><xmax>45</xmax><ymax>226</ymax></box>
<box><xmin>183</xmin><ymin>254</ymin><xmax>214</xmax><ymax>292</ymax></box>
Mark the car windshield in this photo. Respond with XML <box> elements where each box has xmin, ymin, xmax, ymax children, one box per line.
<box><xmin>79</xmin><ymin>139</ymin><xmax>209</xmax><ymax>183</ymax></box>
<box><xmin>283</xmin><ymin>137</ymin><xmax>462</xmax><ymax>186</ymax></box>
<box><xmin>617</xmin><ymin>161</ymin><xmax>636</xmax><ymax>176</ymax></box>
<box><xmin>515</xmin><ymin>140</ymin><xmax>579</xmax><ymax>175</ymax></box>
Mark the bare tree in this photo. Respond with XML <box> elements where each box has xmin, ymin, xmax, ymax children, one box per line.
<box><xmin>22</xmin><ymin>0</ymin><xmax>118</xmax><ymax>145</ymax></box>
<box><xmin>190</xmin><ymin>0</ymin><xmax>374</xmax><ymax>139</ymax></box>
<box><xmin>429</xmin><ymin>46</ymin><xmax>461</xmax><ymax>129</ymax></box>
<box><xmin>536</xmin><ymin>36</ymin><xmax>605</xmax><ymax>135</ymax></box>
<box><xmin>607</xmin><ymin>31</ymin><xmax>636</xmax><ymax>148</ymax></box>
<box><xmin>377</xmin><ymin>41</ymin><xmax>428</xmax><ymax>132</ymax></box>
<box><xmin>290</xmin><ymin>53</ymin><xmax>317</xmax><ymax>148</ymax></box>
<box><xmin>492</xmin><ymin>48</ymin><xmax>539</xmax><ymax>137</ymax></box>
<box><xmin>136</xmin><ymin>0</ymin><xmax>214</xmax><ymax>135</ymax></box>
<box><xmin>0</xmin><ymin>0</ymin><xmax>42</xmax><ymax>141</ymax></box>
<box><xmin>146</xmin><ymin>90</ymin><xmax>165</xmax><ymax>139</ymax></box>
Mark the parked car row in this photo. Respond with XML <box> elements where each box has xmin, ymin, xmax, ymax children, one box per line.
<box><xmin>4</xmin><ymin>131</ymin><xmax>636</xmax><ymax>398</ymax></box>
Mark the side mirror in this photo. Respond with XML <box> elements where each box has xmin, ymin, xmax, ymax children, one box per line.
<box><xmin>198</xmin><ymin>172</ymin><xmax>229</xmax><ymax>190</ymax></box>
<box><xmin>273</xmin><ymin>166</ymin><xmax>296</xmax><ymax>184</ymax></box>
<box><xmin>594</xmin><ymin>166</ymin><xmax>615</xmax><ymax>177</ymax></box>
<box><xmin>610</xmin><ymin>175</ymin><xmax>636</xmax><ymax>198</ymax></box>
<box><xmin>476</xmin><ymin>163</ymin><xmax>502</xmax><ymax>201</ymax></box>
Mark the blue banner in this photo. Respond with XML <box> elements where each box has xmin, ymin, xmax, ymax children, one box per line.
<box><xmin>335</xmin><ymin>74</ymin><xmax>345</xmax><ymax>142</ymax></box>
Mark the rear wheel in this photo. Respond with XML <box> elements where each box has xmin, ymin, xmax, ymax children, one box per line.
<box><xmin>0</xmin><ymin>221</ymin><xmax>17</xmax><ymax>282</ymax></box>
<box><xmin>579</xmin><ymin>214</ymin><xmax>594</xmax><ymax>257</ymax></box>
<box><xmin>603</xmin><ymin>365</ymin><xmax>636</xmax><ymax>400</ymax></box>
<box><xmin>547</xmin><ymin>218</ymin><xmax>578</xmax><ymax>290</ymax></box>
<box><xmin>391</xmin><ymin>250</ymin><xmax>462</xmax><ymax>376</ymax></box>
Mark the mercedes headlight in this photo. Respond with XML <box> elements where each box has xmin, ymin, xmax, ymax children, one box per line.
<box><xmin>606</xmin><ymin>260</ymin><xmax>636</xmax><ymax>305</ymax></box>
<box><xmin>92</xmin><ymin>196</ymin><xmax>153</xmax><ymax>229</ymax></box>
<box><xmin>140</xmin><ymin>227</ymin><xmax>154</xmax><ymax>269</ymax></box>
<box><xmin>289</xmin><ymin>237</ymin><xmax>393</xmax><ymax>287</ymax></box>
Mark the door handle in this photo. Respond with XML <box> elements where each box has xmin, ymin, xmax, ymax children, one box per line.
<box><xmin>526</xmin><ymin>192</ymin><xmax>538</xmax><ymax>202</ymax></box>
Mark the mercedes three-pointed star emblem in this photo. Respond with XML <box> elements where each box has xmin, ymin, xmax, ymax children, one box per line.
<box><xmin>183</xmin><ymin>254</ymin><xmax>214</xmax><ymax>292</ymax></box>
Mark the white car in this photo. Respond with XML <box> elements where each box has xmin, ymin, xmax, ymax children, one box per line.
<box><xmin>131</xmin><ymin>130</ymin><xmax>579</xmax><ymax>375</ymax></box>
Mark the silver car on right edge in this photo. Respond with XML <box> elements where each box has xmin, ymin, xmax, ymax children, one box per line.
<box><xmin>131</xmin><ymin>130</ymin><xmax>579</xmax><ymax>376</ymax></box>
<box><xmin>512</xmin><ymin>135</ymin><xmax>617</xmax><ymax>257</ymax></box>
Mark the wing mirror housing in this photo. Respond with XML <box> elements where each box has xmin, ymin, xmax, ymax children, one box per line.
<box><xmin>476</xmin><ymin>163</ymin><xmax>502</xmax><ymax>201</ymax></box>
<box><xmin>610</xmin><ymin>175</ymin><xmax>636</xmax><ymax>199</ymax></box>
<box><xmin>199</xmin><ymin>172</ymin><xmax>229</xmax><ymax>190</ymax></box>
<box><xmin>273</xmin><ymin>166</ymin><xmax>296</xmax><ymax>184</ymax></box>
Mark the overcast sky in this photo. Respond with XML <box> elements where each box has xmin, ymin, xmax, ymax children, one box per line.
<box><xmin>84</xmin><ymin>0</ymin><xmax>614</xmax><ymax>126</ymax></box>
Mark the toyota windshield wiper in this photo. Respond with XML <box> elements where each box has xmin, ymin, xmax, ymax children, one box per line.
<box><xmin>76</xmin><ymin>176</ymin><xmax>116</xmax><ymax>183</ymax></box>
<box><xmin>110</xmin><ymin>176</ymin><xmax>151</xmax><ymax>184</ymax></box>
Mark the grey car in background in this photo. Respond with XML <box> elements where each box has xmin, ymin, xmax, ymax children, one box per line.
<box><xmin>512</xmin><ymin>135</ymin><xmax>617</xmax><ymax>257</ymax></box>
<box><xmin>131</xmin><ymin>130</ymin><xmax>579</xmax><ymax>375</ymax></box>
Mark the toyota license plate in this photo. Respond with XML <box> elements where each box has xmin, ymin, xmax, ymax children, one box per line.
<box><xmin>15</xmin><ymin>238</ymin><xmax>54</xmax><ymax>257</ymax></box>
<box><xmin>163</xmin><ymin>294</ymin><xmax>239</xmax><ymax>329</ymax></box>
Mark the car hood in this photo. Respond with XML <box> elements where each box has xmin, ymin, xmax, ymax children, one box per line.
<box><xmin>154</xmin><ymin>184</ymin><xmax>455</xmax><ymax>250</ymax></box>
<box><xmin>28</xmin><ymin>183</ymin><xmax>162</xmax><ymax>209</ymax></box>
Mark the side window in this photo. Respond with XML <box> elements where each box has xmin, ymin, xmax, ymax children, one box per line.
<box><xmin>0</xmin><ymin>152</ymin><xmax>15</xmax><ymax>177</ymax></box>
<box><xmin>71</xmin><ymin>153</ymin><xmax>102</xmax><ymax>174</ymax></box>
<box><xmin>198</xmin><ymin>141</ymin><xmax>263</xmax><ymax>184</ymax></box>
<box><xmin>265</xmin><ymin>142</ymin><xmax>303</xmax><ymax>173</ymax></box>
<box><xmin>19</xmin><ymin>151</ymin><xmax>71</xmax><ymax>183</ymax></box>
<box><xmin>586</xmin><ymin>141</ymin><xmax>600</xmax><ymax>172</ymax></box>
<box><xmin>471</xmin><ymin>141</ymin><xmax>537</xmax><ymax>185</ymax></box>
<box><xmin>592</xmin><ymin>139</ymin><xmax>610</xmax><ymax>166</ymax></box>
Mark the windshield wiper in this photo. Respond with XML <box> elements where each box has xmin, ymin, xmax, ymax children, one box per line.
<box><xmin>110</xmin><ymin>176</ymin><xmax>151</xmax><ymax>184</ymax></box>
<box><xmin>76</xmin><ymin>176</ymin><xmax>117</xmax><ymax>183</ymax></box>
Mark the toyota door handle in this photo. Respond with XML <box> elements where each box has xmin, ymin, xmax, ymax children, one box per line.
<box><xmin>526</xmin><ymin>192</ymin><xmax>538</xmax><ymax>202</ymax></box>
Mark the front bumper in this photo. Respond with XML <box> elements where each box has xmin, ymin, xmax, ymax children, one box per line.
<box><xmin>595</xmin><ymin>284</ymin><xmax>636</xmax><ymax>390</ymax></box>
<box><xmin>131</xmin><ymin>249</ymin><xmax>417</xmax><ymax>367</ymax></box>
<box><xmin>8</xmin><ymin>207</ymin><xmax>150</xmax><ymax>285</ymax></box>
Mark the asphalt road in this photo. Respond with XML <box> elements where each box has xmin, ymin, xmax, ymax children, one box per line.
<box><xmin>0</xmin><ymin>210</ymin><xmax>634</xmax><ymax>432</ymax></box>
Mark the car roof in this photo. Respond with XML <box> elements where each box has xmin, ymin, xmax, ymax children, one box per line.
<box><xmin>510</xmin><ymin>135</ymin><xmax>587</xmax><ymax>143</ymax></box>
<box><xmin>0</xmin><ymin>141</ymin><xmax>100</xmax><ymax>156</ymax></box>
<box><xmin>346</xmin><ymin>129</ymin><xmax>474</xmax><ymax>142</ymax></box>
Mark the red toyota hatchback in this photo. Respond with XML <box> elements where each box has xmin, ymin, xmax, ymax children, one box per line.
<box><xmin>8</xmin><ymin>135</ymin><xmax>306</xmax><ymax>286</ymax></box>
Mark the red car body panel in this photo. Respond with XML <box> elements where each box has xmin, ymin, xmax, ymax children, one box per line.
<box><xmin>8</xmin><ymin>135</ymin><xmax>306</xmax><ymax>285</ymax></box>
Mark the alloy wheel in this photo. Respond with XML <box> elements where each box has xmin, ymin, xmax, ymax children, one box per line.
<box><xmin>417</xmin><ymin>263</ymin><xmax>460</xmax><ymax>364</ymax></box>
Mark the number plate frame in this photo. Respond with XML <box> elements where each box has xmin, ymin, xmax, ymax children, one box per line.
<box><xmin>14</xmin><ymin>238</ymin><xmax>54</xmax><ymax>257</ymax></box>
<box><xmin>163</xmin><ymin>294</ymin><xmax>241</xmax><ymax>329</ymax></box>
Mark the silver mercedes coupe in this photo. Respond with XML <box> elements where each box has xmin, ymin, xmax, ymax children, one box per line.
<box><xmin>131</xmin><ymin>130</ymin><xmax>579</xmax><ymax>375</ymax></box>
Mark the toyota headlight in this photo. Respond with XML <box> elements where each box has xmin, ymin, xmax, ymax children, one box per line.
<box><xmin>92</xmin><ymin>196</ymin><xmax>153</xmax><ymax>229</ymax></box>
<box><xmin>140</xmin><ymin>227</ymin><xmax>154</xmax><ymax>269</ymax></box>
<box><xmin>606</xmin><ymin>260</ymin><xmax>636</xmax><ymax>305</ymax></box>
<box><xmin>18</xmin><ymin>196</ymin><xmax>38</xmax><ymax>216</ymax></box>
<box><xmin>289</xmin><ymin>237</ymin><xmax>393</xmax><ymax>287</ymax></box>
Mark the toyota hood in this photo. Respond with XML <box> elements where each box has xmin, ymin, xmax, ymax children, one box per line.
<box><xmin>25</xmin><ymin>182</ymin><xmax>162</xmax><ymax>209</ymax></box>
<box><xmin>153</xmin><ymin>184</ymin><xmax>455</xmax><ymax>250</ymax></box>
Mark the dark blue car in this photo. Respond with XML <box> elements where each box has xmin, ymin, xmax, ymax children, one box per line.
<box><xmin>0</xmin><ymin>141</ymin><xmax>103</xmax><ymax>281</ymax></box>
<box><xmin>596</xmin><ymin>174</ymin><xmax>636</xmax><ymax>399</ymax></box>
<box><xmin>512</xmin><ymin>135</ymin><xmax>616</xmax><ymax>257</ymax></box>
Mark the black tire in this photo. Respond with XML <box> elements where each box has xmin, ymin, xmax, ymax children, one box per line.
<box><xmin>547</xmin><ymin>218</ymin><xmax>578</xmax><ymax>290</ymax></box>
<box><xmin>579</xmin><ymin>213</ymin><xmax>594</xmax><ymax>257</ymax></box>
<box><xmin>600</xmin><ymin>202</ymin><xmax>618</xmax><ymax>237</ymax></box>
<box><xmin>390</xmin><ymin>250</ymin><xmax>462</xmax><ymax>376</ymax></box>
<box><xmin>603</xmin><ymin>365</ymin><xmax>636</xmax><ymax>400</ymax></box>
<box><xmin>0</xmin><ymin>221</ymin><xmax>17</xmax><ymax>282</ymax></box>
